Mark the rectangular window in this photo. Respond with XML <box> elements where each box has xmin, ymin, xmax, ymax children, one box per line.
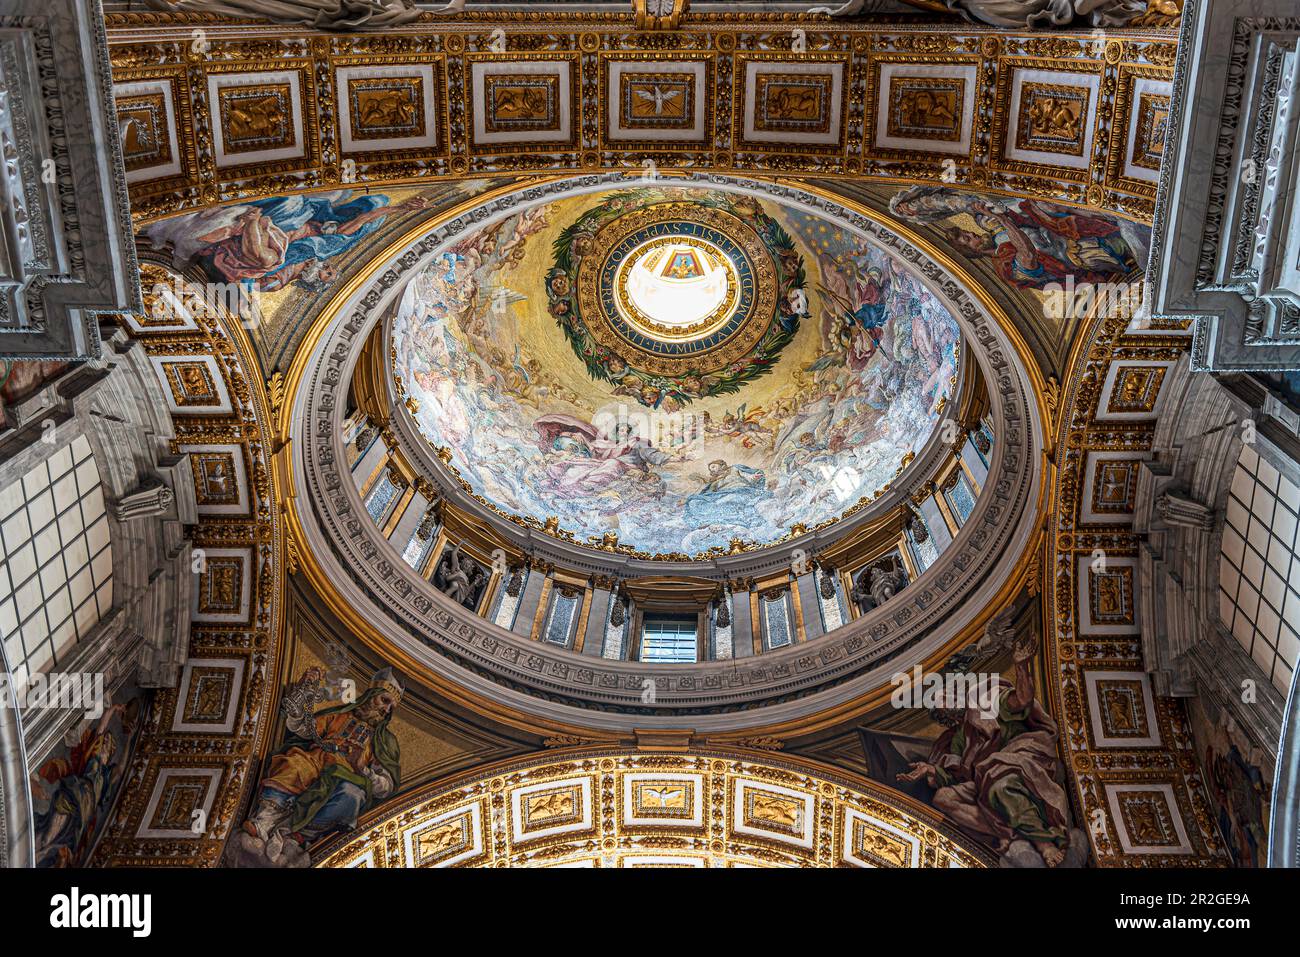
<box><xmin>343</xmin><ymin>412</ymin><xmax>366</xmax><ymax>448</ymax></box>
<box><xmin>1218</xmin><ymin>446</ymin><xmax>1298</xmax><ymax>694</ymax></box>
<box><xmin>907</xmin><ymin>514</ymin><xmax>940</xmax><ymax>573</ymax></box>
<box><xmin>0</xmin><ymin>436</ymin><xmax>111</xmax><ymax>689</ymax></box>
<box><xmin>348</xmin><ymin>418</ymin><xmax>379</xmax><ymax>472</ymax></box>
<box><xmin>961</xmin><ymin>437</ymin><xmax>988</xmax><ymax>491</ymax></box>
<box><xmin>762</xmin><ymin>592</ymin><xmax>793</xmax><ymax>650</ymax></box>
<box><xmin>640</xmin><ymin>614</ymin><xmax>698</xmax><ymax>663</ymax></box>
<box><xmin>973</xmin><ymin>423</ymin><xmax>994</xmax><ymax>467</ymax></box>
<box><xmin>543</xmin><ymin>589</ymin><xmax>581</xmax><ymax>647</ymax></box>
<box><xmin>918</xmin><ymin>495</ymin><xmax>953</xmax><ymax>552</ymax></box>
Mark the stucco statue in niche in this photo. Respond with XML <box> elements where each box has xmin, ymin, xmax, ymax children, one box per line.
<box><xmin>851</xmin><ymin>555</ymin><xmax>909</xmax><ymax>613</ymax></box>
<box><xmin>433</xmin><ymin>542</ymin><xmax>488</xmax><ymax>610</ymax></box>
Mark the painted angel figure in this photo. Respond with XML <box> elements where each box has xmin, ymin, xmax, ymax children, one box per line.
<box><xmin>534</xmin><ymin>413</ymin><xmax>672</xmax><ymax>492</ymax></box>
<box><xmin>704</xmin><ymin>405</ymin><xmax>774</xmax><ymax>449</ymax></box>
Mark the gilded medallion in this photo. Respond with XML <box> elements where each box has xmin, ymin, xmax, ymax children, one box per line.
<box><xmin>548</xmin><ymin>191</ymin><xmax>806</xmax><ymax>407</ymax></box>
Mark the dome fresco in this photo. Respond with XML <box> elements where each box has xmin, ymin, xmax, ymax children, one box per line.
<box><xmin>43</xmin><ymin>5</ymin><xmax>1268</xmax><ymax>886</ymax></box>
<box><xmin>392</xmin><ymin>184</ymin><xmax>961</xmax><ymax>557</ymax></box>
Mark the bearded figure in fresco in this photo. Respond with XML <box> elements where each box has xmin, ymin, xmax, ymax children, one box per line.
<box><xmin>144</xmin><ymin>190</ymin><xmax>432</xmax><ymax>293</ymax></box>
<box><xmin>231</xmin><ymin>668</ymin><xmax>402</xmax><ymax>867</ymax></box>
<box><xmin>888</xmin><ymin>185</ymin><xmax>1144</xmax><ymax>291</ymax></box>
<box><xmin>897</xmin><ymin>634</ymin><xmax>1073</xmax><ymax>866</ymax></box>
<box><xmin>534</xmin><ymin>414</ymin><xmax>675</xmax><ymax>493</ymax></box>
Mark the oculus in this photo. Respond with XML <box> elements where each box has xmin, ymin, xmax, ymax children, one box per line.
<box><xmin>617</xmin><ymin>235</ymin><xmax>738</xmax><ymax>338</ymax></box>
<box><xmin>552</xmin><ymin>192</ymin><xmax>802</xmax><ymax>406</ymax></box>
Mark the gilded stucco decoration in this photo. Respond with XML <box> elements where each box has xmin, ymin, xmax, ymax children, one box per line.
<box><xmin>72</xmin><ymin>5</ymin><xmax>1231</xmax><ymax>873</ymax></box>
<box><xmin>90</xmin><ymin>262</ymin><xmax>285</xmax><ymax>866</ymax></box>
<box><xmin>1044</xmin><ymin>294</ymin><xmax>1225</xmax><ymax>865</ymax></box>
<box><xmin>315</xmin><ymin>749</ymin><xmax>992</xmax><ymax>868</ymax></box>
<box><xmin>105</xmin><ymin>15</ymin><xmax>1176</xmax><ymax>223</ymax></box>
<box><xmin>283</xmin><ymin>171</ymin><xmax>1046</xmax><ymax>722</ymax></box>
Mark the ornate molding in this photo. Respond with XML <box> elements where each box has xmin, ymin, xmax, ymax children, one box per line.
<box><xmin>90</xmin><ymin>262</ymin><xmax>286</xmax><ymax>867</ymax></box>
<box><xmin>1147</xmin><ymin>1</ymin><xmax>1300</xmax><ymax>367</ymax></box>
<box><xmin>1049</xmin><ymin>310</ymin><xmax>1228</xmax><ymax>865</ymax></box>
<box><xmin>0</xmin><ymin>0</ymin><xmax>140</xmax><ymax>358</ymax></box>
<box><xmin>314</xmin><ymin>748</ymin><xmax>993</xmax><ymax>868</ymax></box>
<box><xmin>104</xmin><ymin>18</ymin><xmax>1174</xmax><ymax>223</ymax></box>
<box><xmin>286</xmin><ymin>172</ymin><xmax>1045</xmax><ymax>731</ymax></box>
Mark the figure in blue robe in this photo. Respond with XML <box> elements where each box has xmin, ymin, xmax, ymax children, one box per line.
<box><xmin>684</xmin><ymin>460</ymin><xmax>768</xmax><ymax>526</ymax></box>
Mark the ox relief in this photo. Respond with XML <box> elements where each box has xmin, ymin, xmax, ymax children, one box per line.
<box><xmin>349</xmin><ymin>77</ymin><xmax>426</xmax><ymax>139</ymax></box>
<box><xmin>218</xmin><ymin>85</ymin><xmax>294</xmax><ymax>153</ymax></box>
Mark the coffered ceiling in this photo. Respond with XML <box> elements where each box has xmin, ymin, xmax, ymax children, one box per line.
<box><xmin>106</xmin><ymin>15</ymin><xmax>1175</xmax><ymax>222</ymax></box>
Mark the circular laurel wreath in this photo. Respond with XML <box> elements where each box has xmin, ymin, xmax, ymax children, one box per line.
<box><xmin>545</xmin><ymin>189</ymin><xmax>807</xmax><ymax>410</ymax></box>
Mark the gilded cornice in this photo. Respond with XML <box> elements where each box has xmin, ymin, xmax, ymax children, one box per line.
<box><xmin>280</xmin><ymin>171</ymin><xmax>1048</xmax><ymax>729</ymax></box>
<box><xmin>106</xmin><ymin>19</ymin><xmax>1175</xmax><ymax>223</ymax></box>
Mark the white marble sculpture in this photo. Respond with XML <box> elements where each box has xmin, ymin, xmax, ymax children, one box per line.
<box><xmin>142</xmin><ymin>0</ymin><xmax>466</xmax><ymax>30</ymax></box>
<box><xmin>810</xmin><ymin>0</ymin><xmax>1156</xmax><ymax>27</ymax></box>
